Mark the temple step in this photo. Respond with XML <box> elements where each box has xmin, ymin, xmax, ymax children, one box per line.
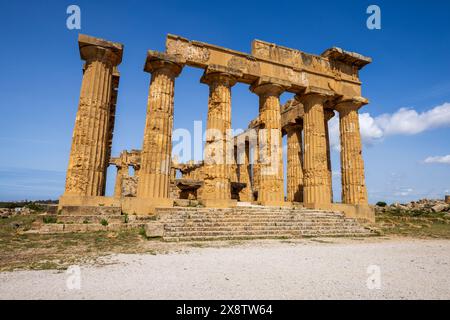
<box><xmin>59</xmin><ymin>205</ymin><xmax>122</xmax><ymax>216</ymax></box>
<box><xmin>153</xmin><ymin>207</ymin><xmax>374</xmax><ymax>241</ymax></box>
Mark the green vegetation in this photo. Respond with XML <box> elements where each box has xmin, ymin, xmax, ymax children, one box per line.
<box><xmin>376</xmin><ymin>201</ymin><xmax>387</xmax><ymax>207</ymax></box>
<box><xmin>139</xmin><ymin>226</ymin><xmax>148</xmax><ymax>239</ymax></box>
<box><xmin>100</xmin><ymin>219</ymin><xmax>108</xmax><ymax>226</ymax></box>
<box><xmin>376</xmin><ymin>208</ymin><xmax>450</xmax><ymax>238</ymax></box>
<box><xmin>0</xmin><ymin>213</ymin><xmax>149</xmax><ymax>271</ymax></box>
<box><xmin>42</xmin><ymin>216</ymin><xmax>57</xmax><ymax>224</ymax></box>
<box><xmin>0</xmin><ymin>200</ymin><xmax>57</xmax><ymax>209</ymax></box>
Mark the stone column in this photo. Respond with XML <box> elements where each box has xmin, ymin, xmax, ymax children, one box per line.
<box><xmin>102</xmin><ymin>68</ymin><xmax>120</xmax><ymax>195</ymax></box>
<box><xmin>136</xmin><ymin>52</ymin><xmax>183</xmax><ymax>205</ymax></box>
<box><xmin>64</xmin><ymin>35</ymin><xmax>123</xmax><ymax>197</ymax></box>
<box><xmin>324</xmin><ymin>108</ymin><xmax>335</xmax><ymax>203</ymax></box>
<box><xmin>335</xmin><ymin>98</ymin><xmax>369</xmax><ymax>205</ymax></box>
<box><xmin>250</xmin><ymin>81</ymin><xmax>286</xmax><ymax>206</ymax></box>
<box><xmin>251</xmin><ymin>140</ymin><xmax>260</xmax><ymax>201</ymax></box>
<box><xmin>296</xmin><ymin>90</ymin><xmax>333</xmax><ymax>205</ymax></box>
<box><xmin>237</xmin><ymin>140</ymin><xmax>253</xmax><ymax>202</ymax></box>
<box><xmin>200</xmin><ymin>68</ymin><xmax>238</xmax><ymax>207</ymax></box>
<box><xmin>286</xmin><ymin>124</ymin><xmax>303</xmax><ymax>202</ymax></box>
<box><xmin>114</xmin><ymin>164</ymin><xmax>128</xmax><ymax>198</ymax></box>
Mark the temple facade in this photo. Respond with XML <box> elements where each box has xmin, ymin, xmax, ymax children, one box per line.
<box><xmin>60</xmin><ymin>34</ymin><xmax>374</xmax><ymax>222</ymax></box>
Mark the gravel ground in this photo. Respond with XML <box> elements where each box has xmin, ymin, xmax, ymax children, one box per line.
<box><xmin>1</xmin><ymin>238</ymin><xmax>449</xmax><ymax>299</ymax></box>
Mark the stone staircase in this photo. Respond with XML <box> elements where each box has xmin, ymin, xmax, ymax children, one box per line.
<box><xmin>152</xmin><ymin>206</ymin><xmax>375</xmax><ymax>241</ymax></box>
<box><xmin>28</xmin><ymin>205</ymin><xmax>376</xmax><ymax>240</ymax></box>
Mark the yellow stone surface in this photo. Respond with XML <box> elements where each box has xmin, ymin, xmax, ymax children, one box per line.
<box><xmin>61</xmin><ymin>34</ymin><xmax>373</xmax><ymax>222</ymax></box>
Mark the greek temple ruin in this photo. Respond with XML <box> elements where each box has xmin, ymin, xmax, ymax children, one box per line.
<box><xmin>59</xmin><ymin>33</ymin><xmax>374</xmax><ymax>224</ymax></box>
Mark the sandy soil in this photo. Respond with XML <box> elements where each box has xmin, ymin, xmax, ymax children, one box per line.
<box><xmin>1</xmin><ymin>238</ymin><xmax>449</xmax><ymax>299</ymax></box>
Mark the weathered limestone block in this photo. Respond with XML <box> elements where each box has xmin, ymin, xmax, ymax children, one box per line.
<box><xmin>296</xmin><ymin>89</ymin><xmax>333</xmax><ymax>205</ymax></box>
<box><xmin>64</xmin><ymin>34</ymin><xmax>123</xmax><ymax>197</ymax></box>
<box><xmin>166</xmin><ymin>35</ymin><xmax>371</xmax><ymax>97</ymax></box>
<box><xmin>144</xmin><ymin>222</ymin><xmax>164</xmax><ymax>238</ymax></box>
<box><xmin>122</xmin><ymin>175</ymin><xmax>138</xmax><ymax>197</ymax></box>
<box><xmin>136</xmin><ymin>51</ymin><xmax>183</xmax><ymax>207</ymax></box>
<box><xmin>335</xmin><ymin>97</ymin><xmax>368</xmax><ymax>205</ymax></box>
<box><xmin>250</xmin><ymin>79</ymin><xmax>287</xmax><ymax>205</ymax></box>
<box><xmin>286</xmin><ymin>124</ymin><xmax>303</xmax><ymax>202</ymax></box>
<box><xmin>200</xmin><ymin>67</ymin><xmax>238</xmax><ymax>206</ymax></box>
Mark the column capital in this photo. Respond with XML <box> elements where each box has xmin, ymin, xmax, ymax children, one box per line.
<box><xmin>284</xmin><ymin>123</ymin><xmax>302</xmax><ymax>134</ymax></box>
<box><xmin>295</xmin><ymin>86</ymin><xmax>335</xmax><ymax>105</ymax></box>
<box><xmin>334</xmin><ymin>96</ymin><xmax>369</xmax><ymax>112</ymax></box>
<box><xmin>250</xmin><ymin>76</ymin><xmax>289</xmax><ymax>97</ymax></box>
<box><xmin>324</xmin><ymin>108</ymin><xmax>335</xmax><ymax>121</ymax></box>
<box><xmin>200</xmin><ymin>65</ymin><xmax>240</xmax><ymax>87</ymax></box>
<box><xmin>78</xmin><ymin>34</ymin><xmax>123</xmax><ymax>66</ymax></box>
<box><xmin>144</xmin><ymin>50</ymin><xmax>184</xmax><ymax>77</ymax></box>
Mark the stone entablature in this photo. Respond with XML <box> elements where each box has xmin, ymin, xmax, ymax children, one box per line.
<box><xmin>166</xmin><ymin>34</ymin><xmax>370</xmax><ymax>98</ymax></box>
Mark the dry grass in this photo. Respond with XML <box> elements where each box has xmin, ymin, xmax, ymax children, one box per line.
<box><xmin>1</xmin><ymin>209</ymin><xmax>449</xmax><ymax>272</ymax></box>
<box><xmin>375</xmin><ymin>209</ymin><xmax>450</xmax><ymax>238</ymax></box>
<box><xmin>0</xmin><ymin>214</ymin><xmax>165</xmax><ymax>271</ymax></box>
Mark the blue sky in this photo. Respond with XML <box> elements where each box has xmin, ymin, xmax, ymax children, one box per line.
<box><xmin>1</xmin><ymin>0</ymin><xmax>449</xmax><ymax>203</ymax></box>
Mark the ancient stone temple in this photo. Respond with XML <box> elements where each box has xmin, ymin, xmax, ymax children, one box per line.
<box><xmin>56</xmin><ymin>33</ymin><xmax>375</xmax><ymax>238</ymax></box>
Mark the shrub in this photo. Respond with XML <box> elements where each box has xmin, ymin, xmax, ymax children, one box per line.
<box><xmin>100</xmin><ymin>219</ymin><xmax>108</xmax><ymax>226</ymax></box>
<box><xmin>26</xmin><ymin>203</ymin><xmax>44</xmax><ymax>212</ymax></box>
<box><xmin>139</xmin><ymin>226</ymin><xmax>148</xmax><ymax>239</ymax></box>
<box><xmin>43</xmin><ymin>216</ymin><xmax>57</xmax><ymax>224</ymax></box>
<box><xmin>376</xmin><ymin>201</ymin><xmax>387</xmax><ymax>207</ymax></box>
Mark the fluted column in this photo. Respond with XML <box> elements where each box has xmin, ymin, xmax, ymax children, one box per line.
<box><xmin>324</xmin><ymin>109</ymin><xmax>335</xmax><ymax>203</ymax></box>
<box><xmin>136</xmin><ymin>53</ymin><xmax>183</xmax><ymax>200</ymax></box>
<box><xmin>286</xmin><ymin>124</ymin><xmax>303</xmax><ymax>202</ymax></box>
<box><xmin>251</xmin><ymin>82</ymin><xmax>285</xmax><ymax>205</ymax></box>
<box><xmin>296</xmin><ymin>92</ymin><xmax>332</xmax><ymax>205</ymax></box>
<box><xmin>335</xmin><ymin>98</ymin><xmax>369</xmax><ymax>205</ymax></box>
<box><xmin>200</xmin><ymin>70</ymin><xmax>237</xmax><ymax>206</ymax></box>
<box><xmin>64</xmin><ymin>35</ymin><xmax>123</xmax><ymax>197</ymax></box>
<box><xmin>237</xmin><ymin>141</ymin><xmax>253</xmax><ymax>202</ymax></box>
<box><xmin>114</xmin><ymin>164</ymin><xmax>128</xmax><ymax>198</ymax></box>
<box><xmin>102</xmin><ymin>69</ymin><xmax>120</xmax><ymax>195</ymax></box>
<box><xmin>252</xmin><ymin>141</ymin><xmax>260</xmax><ymax>201</ymax></box>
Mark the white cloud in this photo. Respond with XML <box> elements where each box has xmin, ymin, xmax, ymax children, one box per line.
<box><xmin>424</xmin><ymin>155</ymin><xmax>450</xmax><ymax>165</ymax></box>
<box><xmin>329</xmin><ymin>102</ymin><xmax>450</xmax><ymax>150</ymax></box>
<box><xmin>394</xmin><ymin>188</ymin><xmax>414</xmax><ymax>197</ymax></box>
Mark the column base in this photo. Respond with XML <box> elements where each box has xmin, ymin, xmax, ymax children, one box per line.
<box><xmin>58</xmin><ymin>195</ymin><xmax>121</xmax><ymax>209</ymax></box>
<box><xmin>303</xmin><ymin>202</ymin><xmax>333</xmax><ymax>211</ymax></box>
<box><xmin>59</xmin><ymin>195</ymin><xmax>173</xmax><ymax>215</ymax></box>
<box><xmin>331</xmin><ymin>203</ymin><xmax>375</xmax><ymax>223</ymax></box>
<box><xmin>121</xmin><ymin>197</ymin><xmax>173</xmax><ymax>215</ymax></box>
<box><xmin>304</xmin><ymin>202</ymin><xmax>375</xmax><ymax>223</ymax></box>
<box><xmin>200</xmin><ymin>199</ymin><xmax>237</xmax><ymax>208</ymax></box>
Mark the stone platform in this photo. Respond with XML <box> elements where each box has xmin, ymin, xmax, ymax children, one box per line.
<box><xmin>148</xmin><ymin>206</ymin><xmax>376</xmax><ymax>241</ymax></box>
<box><xmin>26</xmin><ymin>205</ymin><xmax>156</xmax><ymax>234</ymax></box>
<box><xmin>27</xmin><ymin>206</ymin><xmax>376</xmax><ymax>240</ymax></box>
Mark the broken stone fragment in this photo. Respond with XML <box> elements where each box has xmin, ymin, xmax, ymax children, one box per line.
<box><xmin>431</xmin><ymin>204</ymin><xmax>449</xmax><ymax>213</ymax></box>
<box><xmin>145</xmin><ymin>222</ymin><xmax>164</xmax><ymax>238</ymax></box>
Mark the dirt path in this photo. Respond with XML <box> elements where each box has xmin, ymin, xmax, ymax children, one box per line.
<box><xmin>1</xmin><ymin>238</ymin><xmax>449</xmax><ymax>299</ymax></box>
